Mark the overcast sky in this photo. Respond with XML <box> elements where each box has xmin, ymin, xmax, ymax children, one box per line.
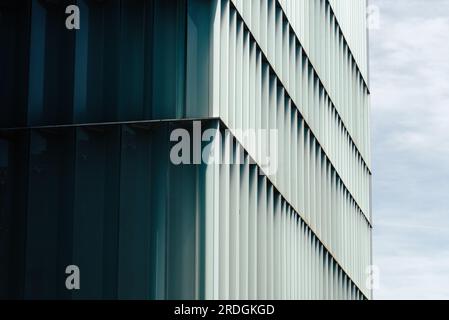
<box><xmin>370</xmin><ymin>0</ymin><xmax>449</xmax><ymax>299</ymax></box>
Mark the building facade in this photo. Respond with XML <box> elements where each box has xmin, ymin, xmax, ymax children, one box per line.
<box><xmin>0</xmin><ymin>0</ymin><xmax>372</xmax><ymax>299</ymax></box>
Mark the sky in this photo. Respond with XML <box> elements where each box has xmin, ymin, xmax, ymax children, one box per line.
<box><xmin>370</xmin><ymin>0</ymin><xmax>449</xmax><ymax>299</ymax></box>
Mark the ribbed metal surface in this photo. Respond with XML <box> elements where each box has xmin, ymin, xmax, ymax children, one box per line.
<box><xmin>217</xmin><ymin>0</ymin><xmax>372</xmax><ymax>216</ymax></box>
<box><xmin>204</xmin><ymin>122</ymin><xmax>368</xmax><ymax>299</ymax></box>
<box><xmin>208</xmin><ymin>0</ymin><xmax>372</xmax><ymax>299</ymax></box>
<box><xmin>230</xmin><ymin>0</ymin><xmax>371</xmax><ymax>169</ymax></box>
<box><xmin>328</xmin><ymin>0</ymin><xmax>369</xmax><ymax>82</ymax></box>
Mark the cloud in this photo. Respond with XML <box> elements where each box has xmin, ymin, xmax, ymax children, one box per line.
<box><xmin>370</xmin><ymin>0</ymin><xmax>449</xmax><ymax>299</ymax></box>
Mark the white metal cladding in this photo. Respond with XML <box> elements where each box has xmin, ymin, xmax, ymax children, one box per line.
<box><xmin>208</xmin><ymin>0</ymin><xmax>372</xmax><ymax>299</ymax></box>
<box><xmin>229</xmin><ymin>0</ymin><xmax>371</xmax><ymax>169</ymax></box>
<box><xmin>203</xmin><ymin>122</ymin><xmax>370</xmax><ymax>299</ymax></box>
<box><xmin>211</xmin><ymin>0</ymin><xmax>371</xmax><ymax>221</ymax></box>
<box><xmin>328</xmin><ymin>0</ymin><xmax>369</xmax><ymax>81</ymax></box>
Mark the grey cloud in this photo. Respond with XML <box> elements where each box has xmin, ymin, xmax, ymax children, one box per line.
<box><xmin>370</xmin><ymin>0</ymin><xmax>449</xmax><ymax>299</ymax></box>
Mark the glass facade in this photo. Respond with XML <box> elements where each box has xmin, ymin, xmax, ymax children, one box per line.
<box><xmin>0</xmin><ymin>0</ymin><xmax>211</xmax><ymax>128</ymax></box>
<box><xmin>0</xmin><ymin>0</ymin><xmax>210</xmax><ymax>299</ymax></box>
<box><xmin>0</xmin><ymin>121</ymin><xmax>218</xmax><ymax>299</ymax></box>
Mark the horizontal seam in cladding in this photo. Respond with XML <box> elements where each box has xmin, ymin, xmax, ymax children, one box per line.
<box><xmin>227</xmin><ymin>1</ymin><xmax>371</xmax><ymax>222</ymax></box>
<box><xmin>0</xmin><ymin>117</ymin><xmax>221</xmax><ymax>132</ymax></box>
<box><xmin>0</xmin><ymin>115</ymin><xmax>372</xmax><ymax>230</ymax></box>
<box><xmin>217</xmin><ymin>118</ymin><xmax>370</xmax><ymax>299</ymax></box>
<box><xmin>0</xmin><ymin>116</ymin><xmax>370</xmax><ymax>298</ymax></box>
<box><xmin>233</xmin><ymin>0</ymin><xmax>372</xmax><ymax>174</ymax></box>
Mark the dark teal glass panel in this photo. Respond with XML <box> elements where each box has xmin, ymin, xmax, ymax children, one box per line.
<box><xmin>76</xmin><ymin>0</ymin><xmax>187</xmax><ymax>122</ymax></box>
<box><xmin>151</xmin><ymin>0</ymin><xmax>187</xmax><ymax>119</ymax></box>
<box><xmin>117</xmin><ymin>123</ymin><xmax>200</xmax><ymax>299</ymax></box>
<box><xmin>73</xmin><ymin>0</ymin><xmax>153</xmax><ymax>123</ymax></box>
<box><xmin>71</xmin><ymin>126</ymin><xmax>121</xmax><ymax>299</ymax></box>
<box><xmin>27</xmin><ymin>0</ymin><xmax>76</xmax><ymax>126</ymax></box>
<box><xmin>0</xmin><ymin>120</ymin><xmax>214</xmax><ymax>299</ymax></box>
<box><xmin>186</xmin><ymin>0</ymin><xmax>212</xmax><ymax>118</ymax></box>
<box><xmin>1</xmin><ymin>0</ymin><xmax>194</xmax><ymax>128</ymax></box>
<box><xmin>0</xmin><ymin>0</ymin><xmax>216</xmax><ymax>299</ymax></box>
<box><xmin>24</xmin><ymin>128</ymin><xmax>75</xmax><ymax>299</ymax></box>
<box><xmin>0</xmin><ymin>132</ymin><xmax>29</xmax><ymax>299</ymax></box>
<box><xmin>0</xmin><ymin>1</ymin><xmax>31</xmax><ymax>128</ymax></box>
<box><xmin>166</xmin><ymin>129</ymin><xmax>198</xmax><ymax>299</ymax></box>
<box><xmin>117</xmin><ymin>125</ymin><xmax>155</xmax><ymax>298</ymax></box>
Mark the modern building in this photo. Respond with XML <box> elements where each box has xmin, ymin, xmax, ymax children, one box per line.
<box><xmin>0</xmin><ymin>0</ymin><xmax>371</xmax><ymax>299</ymax></box>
